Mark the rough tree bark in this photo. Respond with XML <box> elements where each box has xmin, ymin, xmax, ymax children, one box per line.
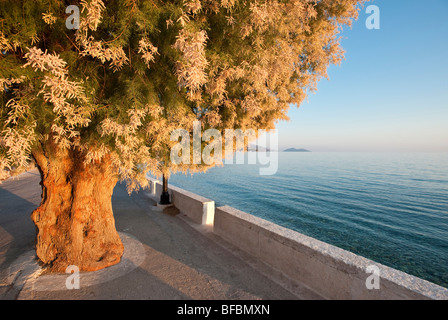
<box><xmin>31</xmin><ymin>138</ymin><xmax>124</xmax><ymax>272</ymax></box>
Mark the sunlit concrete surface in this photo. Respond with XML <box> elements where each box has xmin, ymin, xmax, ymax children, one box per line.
<box><xmin>0</xmin><ymin>170</ymin><xmax>318</xmax><ymax>300</ymax></box>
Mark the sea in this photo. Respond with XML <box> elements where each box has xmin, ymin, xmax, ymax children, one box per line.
<box><xmin>167</xmin><ymin>152</ymin><xmax>448</xmax><ymax>288</ymax></box>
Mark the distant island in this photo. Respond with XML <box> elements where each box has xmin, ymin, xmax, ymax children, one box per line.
<box><xmin>283</xmin><ymin>148</ymin><xmax>311</xmax><ymax>152</ymax></box>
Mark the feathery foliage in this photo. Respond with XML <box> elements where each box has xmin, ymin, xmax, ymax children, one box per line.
<box><xmin>1</xmin><ymin>0</ymin><xmax>366</xmax><ymax>189</ymax></box>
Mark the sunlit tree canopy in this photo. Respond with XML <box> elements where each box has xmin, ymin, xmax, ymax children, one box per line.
<box><xmin>1</xmin><ymin>0</ymin><xmax>366</xmax><ymax>190</ymax></box>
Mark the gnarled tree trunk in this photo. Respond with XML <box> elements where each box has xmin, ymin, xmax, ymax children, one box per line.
<box><xmin>31</xmin><ymin>139</ymin><xmax>123</xmax><ymax>272</ymax></box>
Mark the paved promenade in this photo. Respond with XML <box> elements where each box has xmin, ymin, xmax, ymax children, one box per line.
<box><xmin>0</xmin><ymin>169</ymin><xmax>321</xmax><ymax>300</ymax></box>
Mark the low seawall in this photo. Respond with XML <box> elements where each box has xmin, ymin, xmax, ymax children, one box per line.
<box><xmin>148</xmin><ymin>178</ymin><xmax>214</xmax><ymax>225</ymax></box>
<box><xmin>146</xmin><ymin>178</ymin><xmax>448</xmax><ymax>300</ymax></box>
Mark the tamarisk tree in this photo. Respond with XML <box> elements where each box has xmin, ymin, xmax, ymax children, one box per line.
<box><xmin>0</xmin><ymin>0</ymin><xmax>366</xmax><ymax>272</ymax></box>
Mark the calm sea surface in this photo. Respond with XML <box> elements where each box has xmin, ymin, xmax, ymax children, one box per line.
<box><xmin>167</xmin><ymin>152</ymin><xmax>448</xmax><ymax>288</ymax></box>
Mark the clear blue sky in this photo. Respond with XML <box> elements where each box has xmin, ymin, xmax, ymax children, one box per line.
<box><xmin>276</xmin><ymin>0</ymin><xmax>448</xmax><ymax>152</ymax></box>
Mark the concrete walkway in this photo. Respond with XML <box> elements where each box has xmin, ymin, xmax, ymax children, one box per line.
<box><xmin>0</xmin><ymin>170</ymin><xmax>321</xmax><ymax>300</ymax></box>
